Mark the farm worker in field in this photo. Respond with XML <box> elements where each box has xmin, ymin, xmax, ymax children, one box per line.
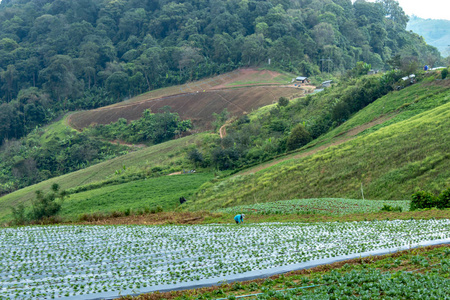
<box><xmin>234</xmin><ymin>214</ymin><xmax>245</xmax><ymax>224</ymax></box>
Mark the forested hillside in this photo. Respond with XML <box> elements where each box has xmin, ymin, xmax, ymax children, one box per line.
<box><xmin>0</xmin><ymin>0</ymin><xmax>442</xmax><ymax>144</ymax></box>
<box><xmin>407</xmin><ymin>15</ymin><xmax>450</xmax><ymax>57</ymax></box>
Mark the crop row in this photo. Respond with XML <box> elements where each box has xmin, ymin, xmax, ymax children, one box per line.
<box><xmin>0</xmin><ymin>219</ymin><xmax>448</xmax><ymax>299</ymax></box>
<box><xmin>217</xmin><ymin>198</ymin><xmax>411</xmax><ymax>216</ymax></box>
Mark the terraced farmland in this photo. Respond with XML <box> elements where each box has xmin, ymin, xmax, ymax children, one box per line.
<box><xmin>68</xmin><ymin>86</ymin><xmax>302</xmax><ymax>131</ymax></box>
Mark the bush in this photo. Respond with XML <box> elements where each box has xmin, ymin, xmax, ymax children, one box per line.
<box><xmin>278</xmin><ymin>96</ymin><xmax>289</xmax><ymax>107</ymax></box>
<box><xmin>436</xmin><ymin>187</ymin><xmax>450</xmax><ymax>209</ymax></box>
<box><xmin>10</xmin><ymin>203</ymin><xmax>27</xmax><ymax>225</ymax></box>
<box><xmin>441</xmin><ymin>68</ymin><xmax>448</xmax><ymax>79</ymax></box>
<box><xmin>410</xmin><ymin>190</ymin><xmax>437</xmax><ymax>210</ymax></box>
<box><xmin>11</xmin><ymin>185</ymin><xmax>66</xmax><ymax>225</ymax></box>
<box><xmin>380</xmin><ymin>204</ymin><xmax>402</xmax><ymax>212</ymax></box>
<box><xmin>286</xmin><ymin>124</ymin><xmax>311</xmax><ymax>151</ymax></box>
<box><xmin>187</xmin><ymin>148</ymin><xmax>204</xmax><ymax>167</ymax></box>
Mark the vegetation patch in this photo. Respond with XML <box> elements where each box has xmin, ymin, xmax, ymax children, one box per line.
<box><xmin>59</xmin><ymin>173</ymin><xmax>214</xmax><ymax>222</ymax></box>
<box><xmin>216</xmin><ymin>198</ymin><xmax>410</xmax><ymax>216</ymax></box>
<box><xmin>189</xmin><ymin>102</ymin><xmax>450</xmax><ymax>210</ymax></box>
<box><xmin>0</xmin><ymin>134</ymin><xmax>205</xmax><ymax>222</ymax></box>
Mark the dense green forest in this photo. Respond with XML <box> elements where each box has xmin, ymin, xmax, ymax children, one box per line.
<box><xmin>407</xmin><ymin>16</ymin><xmax>450</xmax><ymax>57</ymax></box>
<box><xmin>0</xmin><ymin>0</ymin><xmax>443</xmax><ymax>144</ymax></box>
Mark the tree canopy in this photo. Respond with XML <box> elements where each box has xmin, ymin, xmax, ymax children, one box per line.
<box><xmin>0</xmin><ymin>0</ymin><xmax>442</xmax><ymax>144</ymax></box>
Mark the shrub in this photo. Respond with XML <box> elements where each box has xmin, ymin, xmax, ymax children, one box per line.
<box><xmin>10</xmin><ymin>185</ymin><xmax>67</xmax><ymax>225</ymax></box>
<box><xmin>286</xmin><ymin>124</ymin><xmax>311</xmax><ymax>151</ymax></box>
<box><xmin>380</xmin><ymin>204</ymin><xmax>402</xmax><ymax>212</ymax></box>
<box><xmin>187</xmin><ymin>148</ymin><xmax>204</xmax><ymax>167</ymax></box>
<box><xmin>436</xmin><ymin>187</ymin><xmax>450</xmax><ymax>209</ymax></box>
<box><xmin>278</xmin><ymin>96</ymin><xmax>289</xmax><ymax>107</ymax></box>
<box><xmin>410</xmin><ymin>190</ymin><xmax>436</xmax><ymax>210</ymax></box>
<box><xmin>10</xmin><ymin>203</ymin><xmax>27</xmax><ymax>225</ymax></box>
<box><xmin>441</xmin><ymin>68</ymin><xmax>448</xmax><ymax>79</ymax></box>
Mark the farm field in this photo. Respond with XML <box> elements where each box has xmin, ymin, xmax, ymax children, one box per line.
<box><xmin>216</xmin><ymin>198</ymin><xmax>410</xmax><ymax>216</ymax></box>
<box><xmin>134</xmin><ymin>245</ymin><xmax>449</xmax><ymax>300</ymax></box>
<box><xmin>60</xmin><ymin>173</ymin><xmax>213</xmax><ymax>221</ymax></box>
<box><xmin>1</xmin><ymin>220</ymin><xmax>449</xmax><ymax>299</ymax></box>
<box><xmin>68</xmin><ymin>86</ymin><xmax>303</xmax><ymax>131</ymax></box>
<box><xmin>107</xmin><ymin>68</ymin><xmax>295</xmax><ymax>105</ymax></box>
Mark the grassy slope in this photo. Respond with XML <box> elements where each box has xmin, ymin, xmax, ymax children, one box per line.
<box><xmin>0</xmin><ymin>132</ymin><xmax>212</xmax><ymax>222</ymax></box>
<box><xmin>188</xmin><ymin>80</ymin><xmax>450</xmax><ymax>211</ymax></box>
<box><xmin>60</xmin><ymin>173</ymin><xmax>213</xmax><ymax>221</ymax></box>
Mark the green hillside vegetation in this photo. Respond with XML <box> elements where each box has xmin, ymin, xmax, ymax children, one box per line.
<box><xmin>407</xmin><ymin>16</ymin><xmax>450</xmax><ymax>57</ymax></box>
<box><xmin>2</xmin><ymin>71</ymin><xmax>449</xmax><ymax>223</ymax></box>
<box><xmin>0</xmin><ymin>133</ymin><xmax>216</xmax><ymax>222</ymax></box>
<box><xmin>60</xmin><ymin>173</ymin><xmax>213</xmax><ymax>221</ymax></box>
<box><xmin>0</xmin><ymin>115</ymin><xmax>130</xmax><ymax>195</ymax></box>
<box><xmin>0</xmin><ymin>0</ymin><xmax>443</xmax><ymax>145</ymax></box>
<box><xmin>188</xmin><ymin>71</ymin><xmax>402</xmax><ymax>171</ymax></box>
<box><xmin>188</xmin><ymin>80</ymin><xmax>450</xmax><ymax>210</ymax></box>
<box><xmin>0</xmin><ymin>109</ymin><xmax>194</xmax><ymax>195</ymax></box>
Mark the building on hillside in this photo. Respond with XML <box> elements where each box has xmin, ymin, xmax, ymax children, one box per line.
<box><xmin>322</xmin><ymin>80</ymin><xmax>333</xmax><ymax>88</ymax></box>
<box><xmin>296</xmin><ymin>76</ymin><xmax>309</xmax><ymax>84</ymax></box>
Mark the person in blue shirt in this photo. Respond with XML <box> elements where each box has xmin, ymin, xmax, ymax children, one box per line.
<box><xmin>234</xmin><ymin>214</ymin><xmax>245</xmax><ymax>224</ymax></box>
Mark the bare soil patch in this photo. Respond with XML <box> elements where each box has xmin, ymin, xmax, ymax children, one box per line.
<box><xmin>68</xmin><ymin>86</ymin><xmax>302</xmax><ymax>131</ymax></box>
<box><xmin>77</xmin><ymin>211</ymin><xmax>220</xmax><ymax>226</ymax></box>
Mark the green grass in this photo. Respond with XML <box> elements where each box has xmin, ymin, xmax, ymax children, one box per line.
<box><xmin>59</xmin><ymin>173</ymin><xmax>213</xmax><ymax>221</ymax></box>
<box><xmin>39</xmin><ymin>115</ymin><xmax>78</xmax><ymax>143</ymax></box>
<box><xmin>318</xmin><ymin>79</ymin><xmax>450</xmax><ymax>143</ymax></box>
<box><xmin>217</xmin><ymin>198</ymin><xmax>410</xmax><ymax>216</ymax></box>
<box><xmin>0</xmin><ymin>133</ymin><xmax>212</xmax><ymax>222</ymax></box>
<box><xmin>188</xmin><ymin>101</ymin><xmax>450</xmax><ymax>211</ymax></box>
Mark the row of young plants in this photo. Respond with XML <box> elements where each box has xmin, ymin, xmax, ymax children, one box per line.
<box><xmin>1</xmin><ymin>220</ymin><xmax>449</xmax><ymax>299</ymax></box>
<box><xmin>216</xmin><ymin>198</ymin><xmax>411</xmax><ymax>216</ymax></box>
<box><xmin>156</xmin><ymin>246</ymin><xmax>450</xmax><ymax>300</ymax></box>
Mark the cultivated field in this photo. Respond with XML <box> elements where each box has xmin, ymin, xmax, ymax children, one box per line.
<box><xmin>217</xmin><ymin>198</ymin><xmax>410</xmax><ymax>216</ymax></box>
<box><xmin>1</xmin><ymin>219</ymin><xmax>448</xmax><ymax>299</ymax></box>
<box><xmin>114</xmin><ymin>68</ymin><xmax>295</xmax><ymax>104</ymax></box>
<box><xmin>68</xmin><ymin>86</ymin><xmax>303</xmax><ymax>131</ymax></box>
<box><xmin>139</xmin><ymin>245</ymin><xmax>449</xmax><ymax>300</ymax></box>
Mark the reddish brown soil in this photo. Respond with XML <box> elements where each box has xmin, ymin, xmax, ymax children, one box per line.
<box><xmin>77</xmin><ymin>211</ymin><xmax>219</xmax><ymax>226</ymax></box>
<box><xmin>68</xmin><ymin>86</ymin><xmax>303</xmax><ymax>131</ymax></box>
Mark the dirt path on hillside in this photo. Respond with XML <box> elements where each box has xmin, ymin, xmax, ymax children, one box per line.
<box><xmin>239</xmin><ymin>115</ymin><xmax>393</xmax><ymax>175</ymax></box>
<box><xmin>219</xmin><ymin>123</ymin><xmax>227</xmax><ymax>139</ymax></box>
